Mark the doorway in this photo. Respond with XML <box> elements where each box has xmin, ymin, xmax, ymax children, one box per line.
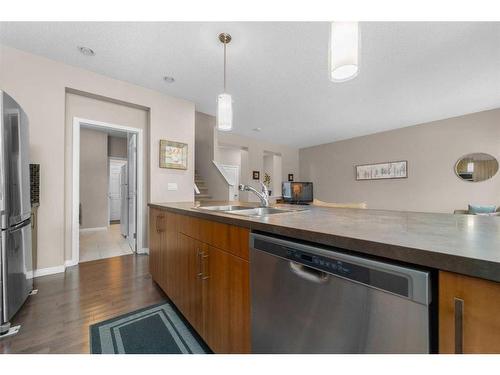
<box><xmin>221</xmin><ymin>164</ymin><xmax>240</xmax><ymax>201</ymax></box>
<box><xmin>109</xmin><ymin>158</ymin><xmax>127</xmax><ymax>224</ymax></box>
<box><xmin>263</xmin><ymin>151</ymin><xmax>282</xmax><ymax>197</ymax></box>
<box><xmin>217</xmin><ymin>144</ymin><xmax>245</xmax><ymax>201</ymax></box>
<box><xmin>72</xmin><ymin>117</ymin><xmax>144</xmax><ymax>264</ymax></box>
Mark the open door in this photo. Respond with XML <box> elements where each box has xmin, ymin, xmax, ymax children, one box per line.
<box><xmin>120</xmin><ymin>163</ymin><xmax>128</xmax><ymax>237</ymax></box>
<box><xmin>127</xmin><ymin>133</ymin><xmax>137</xmax><ymax>251</ymax></box>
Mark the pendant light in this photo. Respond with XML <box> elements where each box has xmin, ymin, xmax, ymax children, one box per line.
<box><xmin>217</xmin><ymin>33</ymin><xmax>233</xmax><ymax>131</ymax></box>
<box><xmin>329</xmin><ymin>22</ymin><xmax>360</xmax><ymax>82</ymax></box>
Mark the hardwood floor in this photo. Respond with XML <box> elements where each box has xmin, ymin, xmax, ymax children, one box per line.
<box><xmin>0</xmin><ymin>254</ymin><xmax>166</xmax><ymax>354</ymax></box>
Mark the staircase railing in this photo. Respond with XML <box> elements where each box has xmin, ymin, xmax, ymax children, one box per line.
<box><xmin>212</xmin><ymin>160</ymin><xmax>234</xmax><ymax>186</ymax></box>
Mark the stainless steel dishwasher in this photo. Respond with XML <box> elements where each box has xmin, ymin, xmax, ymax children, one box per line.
<box><xmin>250</xmin><ymin>233</ymin><xmax>433</xmax><ymax>353</ymax></box>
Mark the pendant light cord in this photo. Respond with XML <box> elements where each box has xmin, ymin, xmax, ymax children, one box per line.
<box><xmin>223</xmin><ymin>40</ymin><xmax>227</xmax><ymax>92</ymax></box>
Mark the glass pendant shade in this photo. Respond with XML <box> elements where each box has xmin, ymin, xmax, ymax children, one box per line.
<box><xmin>329</xmin><ymin>22</ymin><xmax>360</xmax><ymax>82</ymax></box>
<box><xmin>217</xmin><ymin>92</ymin><xmax>233</xmax><ymax>131</ymax></box>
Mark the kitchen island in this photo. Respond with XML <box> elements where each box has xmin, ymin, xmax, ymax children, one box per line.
<box><xmin>148</xmin><ymin>201</ymin><xmax>500</xmax><ymax>354</ymax></box>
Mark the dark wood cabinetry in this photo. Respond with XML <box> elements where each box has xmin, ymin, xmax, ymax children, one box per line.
<box><xmin>148</xmin><ymin>207</ymin><xmax>250</xmax><ymax>353</ymax></box>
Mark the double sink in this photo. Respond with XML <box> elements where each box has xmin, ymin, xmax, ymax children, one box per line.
<box><xmin>197</xmin><ymin>205</ymin><xmax>307</xmax><ymax>218</ymax></box>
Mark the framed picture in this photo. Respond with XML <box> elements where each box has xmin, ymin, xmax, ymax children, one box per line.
<box><xmin>288</xmin><ymin>173</ymin><xmax>294</xmax><ymax>182</ymax></box>
<box><xmin>159</xmin><ymin>140</ymin><xmax>188</xmax><ymax>170</ymax></box>
<box><xmin>355</xmin><ymin>160</ymin><xmax>408</xmax><ymax>180</ymax></box>
<box><xmin>252</xmin><ymin>171</ymin><xmax>260</xmax><ymax>180</ymax></box>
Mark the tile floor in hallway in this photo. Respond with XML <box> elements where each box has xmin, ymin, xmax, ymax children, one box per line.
<box><xmin>79</xmin><ymin>224</ymin><xmax>133</xmax><ymax>262</ymax></box>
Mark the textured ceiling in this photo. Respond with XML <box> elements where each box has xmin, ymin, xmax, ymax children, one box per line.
<box><xmin>1</xmin><ymin>22</ymin><xmax>499</xmax><ymax>147</ymax></box>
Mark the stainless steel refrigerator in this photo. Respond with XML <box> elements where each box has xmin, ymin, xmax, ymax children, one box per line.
<box><xmin>0</xmin><ymin>90</ymin><xmax>33</xmax><ymax>336</ymax></box>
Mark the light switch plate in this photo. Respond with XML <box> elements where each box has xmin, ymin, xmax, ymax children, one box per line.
<box><xmin>167</xmin><ymin>182</ymin><xmax>178</xmax><ymax>191</ymax></box>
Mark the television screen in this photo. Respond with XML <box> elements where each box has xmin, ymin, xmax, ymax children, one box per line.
<box><xmin>282</xmin><ymin>182</ymin><xmax>313</xmax><ymax>203</ymax></box>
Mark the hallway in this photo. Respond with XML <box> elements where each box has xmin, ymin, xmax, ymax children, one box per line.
<box><xmin>79</xmin><ymin>224</ymin><xmax>133</xmax><ymax>263</ymax></box>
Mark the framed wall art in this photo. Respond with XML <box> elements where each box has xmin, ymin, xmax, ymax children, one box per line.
<box><xmin>355</xmin><ymin>160</ymin><xmax>407</xmax><ymax>180</ymax></box>
<box><xmin>252</xmin><ymin>171</ymin><xmax>260</xmax><ymax>180</ymax></box>
<box><xmin>159</xmin><ymin>140</ymin><xmax>188</xmax><ymax>170</ymax></box>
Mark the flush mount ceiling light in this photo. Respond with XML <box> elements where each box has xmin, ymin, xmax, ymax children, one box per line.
<box><xmin>217</xmin><ymin>33</ymin><xmax>233</xmax><ymax>132</ymax></box>
<box><xmin>77</xmin><ymin>46</ymin><xmax>95</xmax><ymax>56</ymax></box>
<box><xmin>329</xmin><ymin>22</ymin><xmax>360</xmax><ymax>82</ymax></box>
<box><xmin>163</xmin><ymin>76</ymin><xmax>175</xmax><ymax>83</ymax></box>
<box><xmin>253</xmin><ymin>127</ymin><xmax>262</xmax><ymax>132</ymax></box>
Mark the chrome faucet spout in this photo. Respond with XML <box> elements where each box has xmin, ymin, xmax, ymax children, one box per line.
<box><xmin>238</xmin><ymin>183</ymin><xmax>270</xmax><ymax>207</ymax></box>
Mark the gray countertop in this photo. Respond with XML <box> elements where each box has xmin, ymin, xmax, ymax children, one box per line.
<box><xmin>149</xmin><ymin>201</ymin><xmax>500</xmax><ymax>282</ymax></box>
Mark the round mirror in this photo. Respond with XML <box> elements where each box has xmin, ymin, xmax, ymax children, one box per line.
<box><xmin>455</xmin><ymin>153</ymin><xmax>499</xmax><ymax>182</ymax></box>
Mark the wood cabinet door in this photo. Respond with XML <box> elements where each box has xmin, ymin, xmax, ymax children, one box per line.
<box><xmin>176</xmin><ymin>233</ymin><xmax>204</xmax><ymax>334</ymax></box>
<box><xmin>203</xmin><ymin>246</ymin><xmax>250</xmax><ymax>353</ymax></box>
<box><xmin>148</xmin><ymin>208</ymin><xmax>164</xmax><ymax>283</ymax></box>
<box><xmin>439</xmin><ymin>271</ymin><xmax>500</xmax><ymax>353</ymax></box>
<box><xmin>163</xmin><ymin>212</ymin><xmax>177</xmax><ymax>299</ymax></box>
<box><xmin>186</xmin><ymin>237</ymin><xmax>205</xmax><ymax>335</ymax></box>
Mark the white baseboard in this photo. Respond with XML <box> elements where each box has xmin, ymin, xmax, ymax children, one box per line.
<box><xmin>64</xmin><ymin>259</ymin><xmax>78</xmax><ymax>268</ymax></box>
<box><xmin>33</xmin><ymin>265</ymin><xmax>66</xmax><ymax>278</ymax></box>
<box><xmin>79</xmin><ymin>226</ymin><xmax>107</xmax><ymax>233</ymax></box>
<box><xmin>32</xmin><ymin>249</ymin><xmax>144</xmax><ymax>279</ymax></box>
<box><xmin>137</xmin><ymin>247</ymin><xmax>149</xmax><ymax>255</ymax></box>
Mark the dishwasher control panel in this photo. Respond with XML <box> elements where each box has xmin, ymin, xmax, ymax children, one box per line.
<box><xmin>287</xmin><ymin>249</ymin><xmax>352</xmax><ymax>276</ymax></box>
<box><xmin>253</xmin><ymin>236</ymin><xmax>412</xmax><ymax>299</ymax></box>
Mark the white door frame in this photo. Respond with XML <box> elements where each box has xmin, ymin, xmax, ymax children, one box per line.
<box><xmin>71</xmin><ymin>117</ymin><xmax>144</xmax><ymax>264</ymax></box>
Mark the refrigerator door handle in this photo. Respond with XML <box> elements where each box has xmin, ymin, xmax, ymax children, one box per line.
<box><xmin>8</xmin><ymin>218</ymin><xmax>31</xmax><ymax>232</ymax></box>
<box><xmin>1</xmin><ymin>232</ymin><xmax>7</xmax><ymax>324</ymax></box>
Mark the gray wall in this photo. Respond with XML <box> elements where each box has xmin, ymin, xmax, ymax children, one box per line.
<box><xmin>108</xmin><ymin>136</ymin><xmax>127</xmax><ymax>158</ymax></box>
<box><xmin>300</xmin><ymin>109</ymin><xmax>500</xmax><ymax>213</ymax></box>
<box><xmin>80</xmin><ymin>128</ymin><xmax>108</xmax><ymax>229</ymax></box>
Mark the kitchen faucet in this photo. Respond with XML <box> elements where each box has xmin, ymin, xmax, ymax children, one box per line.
<box><xmin>239</xmin><ymin>182</ymin><xmax>270</xmax><ymax>207</ymax></box>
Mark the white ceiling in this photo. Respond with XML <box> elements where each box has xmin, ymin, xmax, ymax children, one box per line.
<box><xmin>1</xmin><ymin>22</ymin><xmax>499</xmax><ymax>148</ymax></box>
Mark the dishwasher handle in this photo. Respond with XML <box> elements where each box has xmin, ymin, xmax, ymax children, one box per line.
<box><xmin>289</xmin><ymin>262</ymin><xmax>329</xmax><ymax>284</ymax></box>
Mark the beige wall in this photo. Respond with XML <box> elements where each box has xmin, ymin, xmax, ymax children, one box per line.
<box><xmin>300</xmin><ymin>109</ymin><xmax>500</xmax><ymax>213</ymax></box>
<box><xmin>65</xmin><ymin>92</ymin><xmax>150</xmax><ymax>260</ymax></box>
<box><xmin>80</xmin><ymin>128</ymin><xmax>108</xmax><ymax>229</ymax></box>
<box><xmin>263</xmin><ymin>153</ymin><xmax>282</xmax><ymax>195</ymax></box>
<box><xmin>108</xmin><ymin>136</ymin><xmax>127</xmax><ymax>158</ymax></box>
<box><xmin>195</xmin><ymin>112</ymin><xmax>230</xmax><ymax>200</ymax></box>
<box><xmin>195</xmin><ymin>111</ymin><xmax>300</xmax><ymax>202</ymax></box>
<box><xmin>217</xmin><ymin>124</ymin><xmax>299</xmax><ymax>202</ymax></box>
<box><xmin>218</xmin><ymin>146</ymin><xmax>242</xmax><ymax>167</ymax></box>
<box><xmin>0</xmin><ymin>44</ymin><xmax>195</xmax><ymax>270</ymax></box>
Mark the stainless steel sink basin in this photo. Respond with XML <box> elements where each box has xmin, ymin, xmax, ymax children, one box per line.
<box><xmin>225</xmin><ymin>207</ymin><xmax>306</xmax><ymax>217</ymax></box>
<box><xmin>196</xmin><ymin>205</ymin><xmax>250</xmax><ymax>212</ymax></box>
<box><xmin>196</xmin><ymin>205</ymin><xmax>307</xmax><ymax>217</ymax></box>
